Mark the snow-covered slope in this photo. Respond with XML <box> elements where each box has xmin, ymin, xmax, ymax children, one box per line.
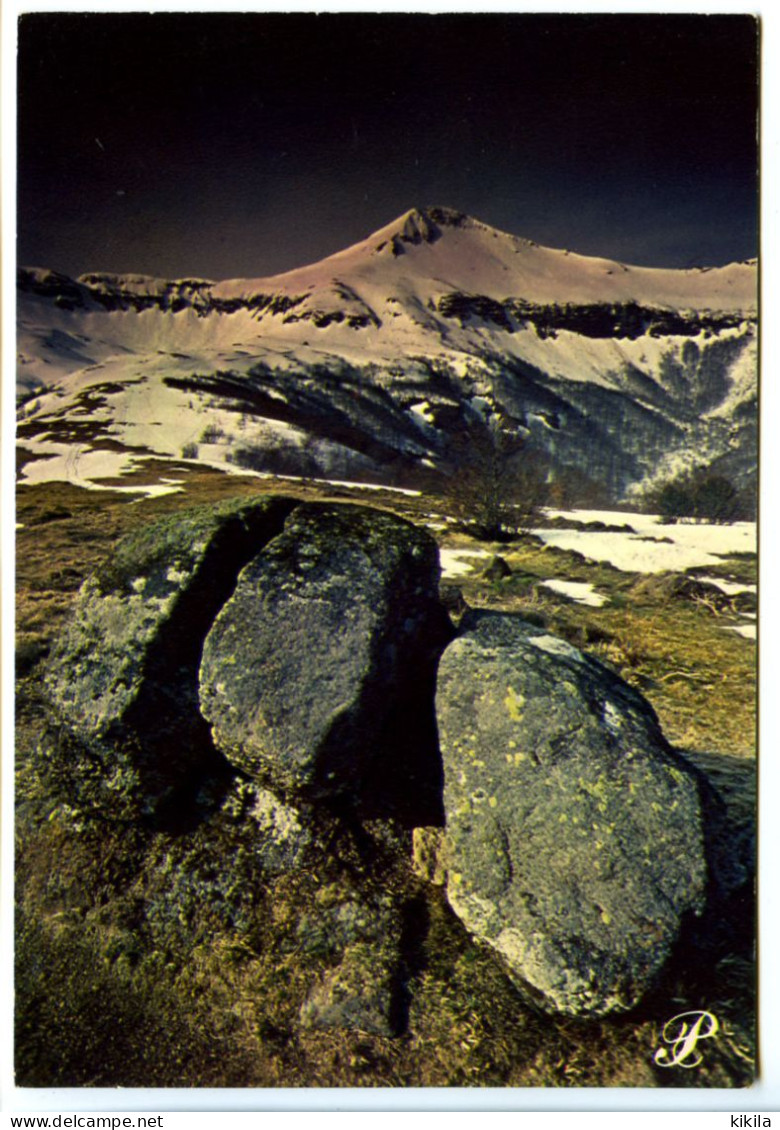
<box><xmin>16</xmin><ymin>206</ymin><xmax>758</xmax><ymax>501</ymax></box>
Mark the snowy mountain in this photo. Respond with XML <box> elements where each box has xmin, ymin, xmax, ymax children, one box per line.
<box><xmin>16</xmin><ymin>206</ymin><xmax>758</xmax><ymax>502</ymax></box>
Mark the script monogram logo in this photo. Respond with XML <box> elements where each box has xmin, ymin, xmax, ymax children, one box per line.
<box><xmin>653</xmin><ymin>1010</ymin><xmax>720</xmax><ymax>1068</ymax></box>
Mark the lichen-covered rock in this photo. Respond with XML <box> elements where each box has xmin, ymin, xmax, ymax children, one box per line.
<box><xmin>45</xmin><ymin>495</ymin><xmax>296</xmax><ymax>811</ymax></box>
<box><xmin>224</xmin><ymin>781</ymin><xmax>313</xmax><ymax>874</ymax></box>
<box><xmin>199</xmin><ymin>503</ymin><xmax>451</xmax><ymax>815</ymax></box>
<box><xmin>632</xmin><ymin>572</ymin><xmax>735</xmax><ymax>611</ymax></box>
<box><xmin>293</xmin><ymin>884</ymin><xmax>401</xmax><ymax>958</ymax></box>
<box><xmin>436</xmin><ymin>610</ymin><xmax>708</xmax><ymax>1017</ymax></box>
<box><xmin>141</xmin><ymin>780</ymin><xmax>314</xmax><ymax>948</ymax></box>
<box><xmin>300</xmin><ymin>941</ymin><xmax>401</xmax><ymax>1036</ymax></box>
<box><xmin>293</xmin><ymin>880</ymin><xmax>405</xmax><ymax>1035</ymax></box>
<box><xmin>482</xmin><ymin>555</ymin><xmax>512</xmax><ymax>581</ymax></box>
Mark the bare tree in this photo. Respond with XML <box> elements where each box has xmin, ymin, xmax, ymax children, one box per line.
<box><xmin>444</xmin><ymin>412</ymin><xmax>548</xmax><ymax>541</ymax></box>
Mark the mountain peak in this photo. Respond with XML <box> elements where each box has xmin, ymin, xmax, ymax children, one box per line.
<box><xmin>397</xmin><ymin>207</ymin><xmax>440</xmax><ymax>243</ymax></box>
<box><xmin>402</xmin><ymin>205</ymin><xmax>470</xmax><ymax>231</ymax></box>
<box><xmin>372</xmin><ymin>205</ymin><xmax>472</xmax><ymax>257</ymax></box>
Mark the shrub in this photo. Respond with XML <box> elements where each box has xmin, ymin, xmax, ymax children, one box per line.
<box><xmin>647</xmin><ymin>467</ymin><xmax>750</xmax><ymax>524</ymax></box>
<box><xmin>199</xmin><ymin>423</ymin><xmax>226</xmax><ymax>444</ymax></box>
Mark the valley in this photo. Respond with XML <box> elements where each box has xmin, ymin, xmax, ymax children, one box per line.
<box><xmin>17</xmin><ymin>207</ymin><xmax>758</xmax><ymax>508</ymax></box>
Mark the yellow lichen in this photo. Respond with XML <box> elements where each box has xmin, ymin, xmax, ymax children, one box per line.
<box><xmin>504</xmin><ymin>686</ymin><xmax>525</xmax><ymax>721</ymax></box>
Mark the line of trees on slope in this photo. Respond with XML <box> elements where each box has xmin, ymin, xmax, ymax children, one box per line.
<box><xmin>444</xmin><ymin>412</ymin><xmax>755</xmax><ymax>540</ymax></box>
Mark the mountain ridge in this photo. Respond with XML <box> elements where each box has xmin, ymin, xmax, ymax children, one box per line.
<box><xmin>20</xmin><ymin>205</ymin><xmax>757</xmax><ymax>313</ymax></box>
<box><xmin>16</xmin><ymin>205</ymin><xmax>758</xmax><ymax>505</ymax></box>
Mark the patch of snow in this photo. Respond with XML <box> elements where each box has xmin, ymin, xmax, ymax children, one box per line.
<box><xmin>128</xmin><ymin>484</ymin><xmax>185</xmax><ymax>500</ymax></box>
<box><xmin>17</xmin><ymin>441</ymin><xmax>185</xmax><ymax>500</ymax></box>
<box><xmin>545</xmin><ymin>508</ymin><xmax>648</xmax><ymax>526</ymax></box>
<box><xmin>724</xmin><ymin>623</ymin><xmax>756</xmax><ymax>640</ymax></box>
<box><xmin>692</xmin><ymin>575</ymin><xmax>756</xmax><ymax>595</ymax></box>
<box><xmin>439</xmin><ymin>547</ymin><xmax>491</xmax><ymax>578</ymax></box>
<box><xmin>227</xmin><ymin>468</ymin><xmax>422</xmax><ymax>497</ymax></box>
<box><xmin>19</xmin><ymin>445</ymin><xmax>129</xmax><ymax>487</ymax></box>
<box><xmin>536</xmin><ymin>509</ymin><xmax>755</xmax><ymax>574</ymax></box>
<box><xmin>317</xmin><ymin>478</ymin><xmax>421</xmax><ymax>496</ymax></box>
<box><xmin>541</xmin><ymin>579</ymin><xmax>608</xmax><ymax>607</ymax></box>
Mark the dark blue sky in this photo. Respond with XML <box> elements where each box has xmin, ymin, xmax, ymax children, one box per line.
<box><xmin>17</xmin><ymin>12</ymin><xmax>759</xmax><ymax>279</ymax></box>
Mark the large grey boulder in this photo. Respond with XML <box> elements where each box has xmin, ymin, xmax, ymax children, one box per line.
<box><xmin>436</xmin><ymin>610</ymin><xmax>708</xmax><ymax>1017</ymax></box>
<box><xmin>200</xmin><ymin>503</ymin><xmax>451</xmax><ymax>818</ymax></box>
<box><xmin>45</xmin><ymin>495</ymin><xmax>296</xmax><ymax>812</ymax></box>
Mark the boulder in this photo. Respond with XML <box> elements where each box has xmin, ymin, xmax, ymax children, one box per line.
<box><xmin>300</xmin><ymin>941</ymin><xmax>400</xmax><ymax>1036</ymax></box>
<box><xmin>200</xmin><ymin>503</ymin><xmax>452</xmax><ymax>817</ymax></box>
<box><xmin>482</xmin><ymin>554</ymin><xmax>512</xmax><ymax>581</ymax></box>
<box><xmin>296</xmin><ymin>884</ymin><xmax>404</xmax><ymax>1036</ymax></box>
<box><xmin>632</xmin><ymin>572</ymin><xmax>732</xmax><ymax>611</ymax></box>
<box><xmin>435</xmin><ymin>610</ymin><xmax>708</xmax><ymax>1017</ymax></box>
<box><xmin>439</xmin><ymin>584</ymin><xmax>468</xmax><ymax>619</ymax></box>
<box><xmin>45</xmin><ymin>495</ymin><xmax>296</xmax><ymax>812</ymax></box>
